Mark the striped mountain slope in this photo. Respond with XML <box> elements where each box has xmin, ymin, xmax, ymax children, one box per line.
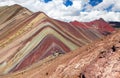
<box><xmin>1</xmin><ymin>26</ymin><xmax>119</xmax><ymax>78</ymax></box>
<box><xmin>0</xmin><ymin>4</ymin><xmax>114</xmax><ymax>75</ymax></box>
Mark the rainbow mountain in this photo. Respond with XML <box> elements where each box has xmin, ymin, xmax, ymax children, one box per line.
<box><xmin>0</xmin><ymin>4</ymin><xmax>114</xmax><ymax>76</ymax></box>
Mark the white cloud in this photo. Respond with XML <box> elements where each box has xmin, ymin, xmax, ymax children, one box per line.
<box><xmin>78</xmin><ymin>11</ymin><xmax>120</xmax><ymax>22</ymax></box>
<box><xmin>92</xmin><ymin>0</ymin><xmax>120</xmax><ymax>11</ymax></box>
<box><xmin>0</xmin><ymin>0</ymin><xmax>120</xmax><ymax>22</ymax></box>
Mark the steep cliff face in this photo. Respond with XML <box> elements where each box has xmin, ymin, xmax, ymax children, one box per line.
<box><xmin>0</xmin><ymin>4</ymin><xmax>116</xmax><ymax>77</ymax></box>
<box><xmin>1</xmin><ymin>30</ymin><xmax>119</xmax><ymax>78</ymax></box>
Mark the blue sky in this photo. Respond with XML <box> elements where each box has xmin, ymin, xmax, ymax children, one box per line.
<box><xmin>0</xmin><ymin>0</ymin><xmax>120</xmax><ymax>22</ymax></box>
<box><xmin>42</xmin><ymin>0</ymin><xmax>52</xmax><ymax>3</ymax></box>
<box><xmin>89</xmin><ymin>0</ymin><xmax>103</xmax><ymax>6</ymax></box>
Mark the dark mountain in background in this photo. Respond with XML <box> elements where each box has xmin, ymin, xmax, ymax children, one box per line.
<box><xmin>109</xmin><ymin>21</ymin><xmax>120</xmax><ymax>29</ymax></box>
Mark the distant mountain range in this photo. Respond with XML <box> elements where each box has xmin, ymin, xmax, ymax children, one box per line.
<box><xmin>0</xmin><ymin>4</ymin><xmax>119</xmax><ymax>78</ymax></box>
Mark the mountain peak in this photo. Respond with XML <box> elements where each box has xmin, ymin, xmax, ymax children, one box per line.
<box><xmin>0</xmin><ymin>4</ymin><xmax>32</xmax><ymax>24</ymax></box>
<box><xmin>12</xmin><ymin>4</ymin><xmax>22</xmax><ymax>7</ymax></box>
<box><xmin>99</xmin><ymin>18</ymin><xmax>105</xmax><ymax>21</ymax></box>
